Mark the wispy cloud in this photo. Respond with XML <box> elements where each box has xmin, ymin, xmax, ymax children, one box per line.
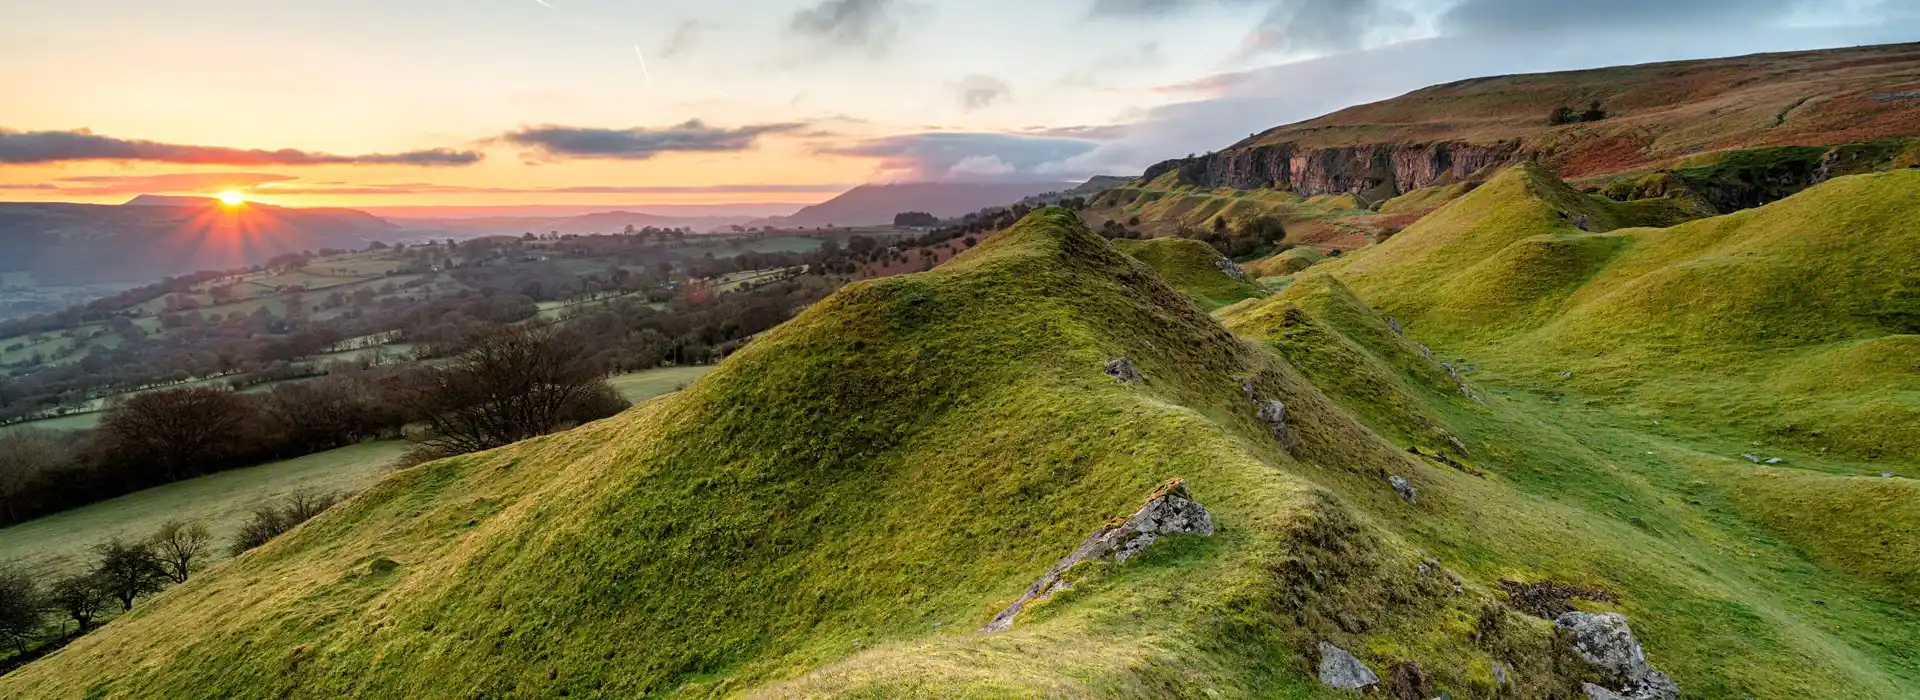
<box><xmin>0</xmin><ymin>129</ymin><xmax>483</xmax><ymax>166</ymax></box>
<box><xmin>496</xmin><ymin>121</ymin><xmax>805</xmax><ymax>161</ymax></box>
<box><xmin>789</xmin><ymin>0</ymin><xmax>909</xmax><ymax>57</ymax></box>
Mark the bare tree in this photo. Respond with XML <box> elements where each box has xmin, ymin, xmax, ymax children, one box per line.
<box><xmin>45</xmin><ymin>573</ymin><xmax>107</xmax><ymax>632</ymax></box>
<box><xmin>92</xmin><ymin>539</ymin><xmax>166</xmax><ymax>611</ymax></box>
<box><xmin>401</xmin><ymin>326</ymin><xmax>627</xmax><ymax>461</ymax></box>
<box><xmin>0</xmin><ymin>429</ymin><xmax>69</xmax><ymax>524</ymax></box>
<box><xmin>149</xmin><ymin>520</ymin><xmax>212</xmax><ymax>584</ymax></box>
<box><xmin>0</xmin><ymin>566</ymin><xmax>42</xmax><ymax>654</ymax></box>
<box><xmin>96</xmin><ymin>388</ymin><xmax>258</xmax><ymax>482</ymax></box>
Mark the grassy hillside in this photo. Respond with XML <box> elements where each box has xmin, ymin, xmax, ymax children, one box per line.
<box><xmin>1241</xmin><ymin>43</ymin><xmax>1920</xmax><ymax>174</ymax></box>
<box><xmin>1111</xmin><ymin>237</ymin><xmax>1265</xmax><ymax>310</ymax></box>
<box><xmin>1331</xmin><ymin>164</ymin><xmax>1920</xmax><ymax>458</ymax></box>
<box><xmin>8</xmin><ymin>208</ymin><xmax>1917</xmax><ymax>699</ymax></box>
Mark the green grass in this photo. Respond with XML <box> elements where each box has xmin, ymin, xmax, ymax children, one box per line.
<box><xmin>1245</xmin><ymin>247</ymin><xmax>1325</xmax><ymax>277</ymax></box>
<box><xmin>0</xmin><ymin>441</ymin><xmax>407</xmax><ymax>579</ymax></box>
<box><xmin>607</xmin><ymin>365</ymin><xmax>714</xmax><ymax>403</ymax></box>
<box><xmin>1111</xmin><ymin>237</ymin><xmax>1266</xmax><ymax>310</ymax></box>
<box><xmin>7</xmin><ymin>205</ymin><xmax>1916</xmax><ymax>699</ymax></box>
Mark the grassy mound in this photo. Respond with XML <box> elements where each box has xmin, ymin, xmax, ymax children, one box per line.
<box><xmin>1332</xmin><ymin>163</ymin><xmax>1920</xmax><ymax>456</ymax></box>
<box><xmin>12</xmin><ymin>208</ymin><xmax>1919</xmax><ymax>699</ymax></box>
<box><xmin>1245</xmin><ymin>247</ymin><xmax>1325</xmax><ymax>277</ymax></box>
<box><xmin>1111</xmin><ymin>237</ymin><xmax>1265</xmax><ymax>310</ymax></box>
<box><xmin>3</xmin><ymin>210</ymin><xmax>1575</xmax><ymax>699</ymax></box>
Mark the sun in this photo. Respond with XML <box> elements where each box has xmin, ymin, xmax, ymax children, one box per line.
<box><xmin>216</xmin><ymin>190</ymin><xmax>247</xmax><ymax>207</ymax></box>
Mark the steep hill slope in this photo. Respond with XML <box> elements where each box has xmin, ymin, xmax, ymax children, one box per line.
<box><xmin>1145</xmin><ymin>43</ymin><xmax>1920</xmax><ymax>202</ymax></box>
<box><xmin>9</xmin><ymin>209</ymin><xmax>1918</xmax><ymax>699</ymax></box>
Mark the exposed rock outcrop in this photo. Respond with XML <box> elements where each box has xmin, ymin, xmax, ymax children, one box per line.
<box><xmin>1257</xmin><ymin>399</ymin><xmax>1295</xmax><ymax>448</ymax></box>
<box><xmin>984</xmin><ymin>480</ymin><xmax>1214</xmax><ymax>633</ymax></box>
<box><xmin>1316</xmin><ymin>641</ymin><xmax>1379</xmax><ymax>690</ymax></box>
<box><xmin>1142</xmin><ymin>140</ymin><xmax>1524</xmax><ymax>200</ymax></box>
<box><xmin>1388</xmin><ymin>475</ymin><xmax>1417</xmax><ymax>505</ymax></box>
<box><xmin>1215</xmin><ymin>258</ymin><xmax>1249</xmax><ymax>282</ymax></box>
<box><xmin>1556</xmin><ymin>612</ymin><xmax>1679</xmax><ymax>700</ymax></box>
<box><xmin>1104</xmin><ymin>357</ymin><xmax>1143</xmax><ymax>383</ymax></box>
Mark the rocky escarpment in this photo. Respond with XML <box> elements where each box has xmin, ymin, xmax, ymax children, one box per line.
<box><xmin>1142</xmin><ymin>140</ymin><xmax>1523</xmax><ymax>202</ymax></box>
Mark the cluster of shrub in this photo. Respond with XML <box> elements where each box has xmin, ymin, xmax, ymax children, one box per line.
<box><xmin>1548</xmin><ymin>101</ymin><xmax>1610</xmax><ymax>126</ymax></box>
<box><xmin>1177</xmin><ymin>214</ymin><xmax>1291</xmax><ymax>259</ymax></box>
<box><xmin>0</xmin><ymin>495</ymin><xmax>337</xmax><ymax>669</ymax></box>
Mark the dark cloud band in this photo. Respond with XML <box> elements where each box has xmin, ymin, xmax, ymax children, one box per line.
<box><xmin>497</xmin><ymin>121</ymin><xmax>804</xmax><ymax>161</ymax></box>
<box><xmin>0</xmin><ymin>129</ymin><xmax>481</xmax><ymax>166</ymax></box>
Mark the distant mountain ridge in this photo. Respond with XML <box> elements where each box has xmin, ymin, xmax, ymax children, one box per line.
<box><xmin>750</xmin><ymin>181</ymin><xmax>1072</xmax><ymax>228</ymax></box>
<box><xmin>0</xmin><ymin>199</ymin><xmax>398</xmax><ymax>284</ymax></box>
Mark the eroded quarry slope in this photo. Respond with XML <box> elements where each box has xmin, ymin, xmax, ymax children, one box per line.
<box><xmin>6</xmin><ymin>194</ymin><xmax>1917</xmax><ymax>698</ymax></box>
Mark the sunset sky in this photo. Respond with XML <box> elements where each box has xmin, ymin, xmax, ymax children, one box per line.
<box><xmin>4</xmin><ymin>0</ymin><xmax>1915</xmax><ymax>212</ymax></box>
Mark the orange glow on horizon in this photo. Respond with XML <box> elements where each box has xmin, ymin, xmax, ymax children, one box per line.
<box><xmin>217</xmin><ymin>190</ymin><xmax>247</xmax><ymax>207</ymax></box>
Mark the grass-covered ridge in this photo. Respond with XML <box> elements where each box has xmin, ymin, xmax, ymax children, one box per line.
<box><xmin>1111</xmin><ymin>237</ymin><xmax>1265</xmax><ymax>310</ymax></box>
<box><xmin>4</xmin><ymin>209</ymin><xmax>1579</xmax><ymax>698</ymax></box>
<box><xmin>10</xmin><ymin>206</ymin><xmax>1918</xmax><ymax>699</ymax></box>
<box><xmin>1332</xmin><ymin>163</ymin><xmax>1920</xmax><ymax>457</ymax></box>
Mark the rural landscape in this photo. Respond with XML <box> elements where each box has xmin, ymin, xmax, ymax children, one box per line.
<box><xmin>1</xmin><ymin>2</ymin><xmax>1917</xmax><ymax>698</ymax></box>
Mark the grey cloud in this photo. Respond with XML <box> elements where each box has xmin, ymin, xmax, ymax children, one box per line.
<box><xmin>1089</xmin><ymin>0</ymin><xmax>1262</xmax><ymax>16</ymax></box>
<box><xmin>498</xmin><ymin>121</ymin><xmax>804</xmax><ymax>160</ymax></box>
<box><xmin>790</xmin><ymin>0</ymin><xmax>904</xmax><ymax>54</ymax></box>
<box><xmin>1240</xmin><ymin>0</ymin><xmax>1409</xmax><ymax>56</ymax></box>
<box><xmin>1059</xmin><ymin>42</ymin><xmax>1164</xmax><ymax>87</ymax></box>
<box><xmin>956</xmin><ymin>75</ymin><xmax>1011</xmax><ymax>110</ymax></box>
<box><xmin>1440</xmin><ymin>0</ymin><xmax>1798</xmax><ymax>34</ymax></box>
<box><xmin>824</xmin><ymin>132</ymin><xmax>1098</xmax><ymax>181</ymax></box>
<box><xmin>0</xmin><ymin>129</ymin><xmax>482</xmax><ymax>166</ymax></box>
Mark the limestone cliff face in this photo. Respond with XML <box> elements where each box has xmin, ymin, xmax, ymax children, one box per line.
<box><xmin>1143</xmin><ymin>140</ymin><xmax>1525</xmax><ymax>200</ymax></box>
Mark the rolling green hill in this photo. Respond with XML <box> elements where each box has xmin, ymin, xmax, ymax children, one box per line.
<box><xmin>7</xmin><ymin>204</ymin><xmax>1917</xmax><ymax>699</ymax></box>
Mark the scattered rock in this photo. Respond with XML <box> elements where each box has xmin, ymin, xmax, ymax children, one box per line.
<box><xmin>1388</xmin><ymin>475</ymin><xmax>1417</xmax><ymax>505</ymax></box>
<box><xmin>1316</xmin><ymin>641</ymin><xmax>1379</xmax><ymax>690</ymax></box>
<box><xmin>1492</xmin><ymin>660</ymin><xmax>1509</xmax><ymax>686</ymax></box>
<box><xmin>1387</xmin><ymin>317</ymin><xmax>1403</xmax><ymax>335</ymax></box>
<box><xmin>1764</xmin><ymin>457</ymin><xmax>1783</xmax><ymax>464</ymax></box>
<box><xmin>1238</xmin><ymin>378</ymin><xmax>1256</xmax><ymax>401</ymax></box>
<box><xmin>1560</xmin><ymin>371</ymin><xmax>1574</xmax><ymax>379</ymax></box>
<box><xmin>1742</xmin><ymin>454</ymin><xmax>1762</xmax><ymax>463</ymax></box>
<box><xmin>1445</xmin><ymin>434</ymin><xmax>1470</xmax><ymax>457</ymax></box>
<box><xmin>1416</xmin><ymin>343</ymin><xmax>1433</xmax><ymax>359</ymax></box>
<box><xmin>984</xmin><ymin>480</ymin><xmax>1214</xmax><ymax>632</ymax></box>
<box><xmin>1417</xmin><ymin>559</ymin><xmax>1438</xmax><ymax>578</ymax></box>
<box><xmin>1884</xmin><ymin>472</ymin><xmax>1896</xmax><ymax>479</ymax></box>
<box><xmin>1257</xmin><ymin>399</ymin><xmax>1295</xmax><ymax>448</ymax></box>
<box><xmin>1572</xmin><ymin>214</ymin><xmax>1593</xmax><ymax>231</ymax></box>
<box><xmin>1105</xmin><ymin>357</ymin><xmax>1143</xmax><ymax>383</ymax></box>
<box><xmin>1556</xmin><ymin>612</ymin><xmax>1679</xmax><ymax>700</ymax></box>
<box><xmin>1215</xmin><ymin>258</ymin><xmax>1249</xmax><ymax>282</ymax></box>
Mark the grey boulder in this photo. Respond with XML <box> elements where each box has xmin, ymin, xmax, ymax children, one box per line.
<box><xmin>1556</xmin><ymin>612</ymin><xmax>1679</xmax><ymax>700</ymax></box>
<box><xmin>1316</xmin><ymin>641</ymin><xmax>1379</xmax><ymax>689</ymax></box>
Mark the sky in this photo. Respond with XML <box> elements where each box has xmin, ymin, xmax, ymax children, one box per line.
<box><xmin>2</xmin><ymin>0</ymin><xmax>1916</xmax><ymax>212</ymax></box>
